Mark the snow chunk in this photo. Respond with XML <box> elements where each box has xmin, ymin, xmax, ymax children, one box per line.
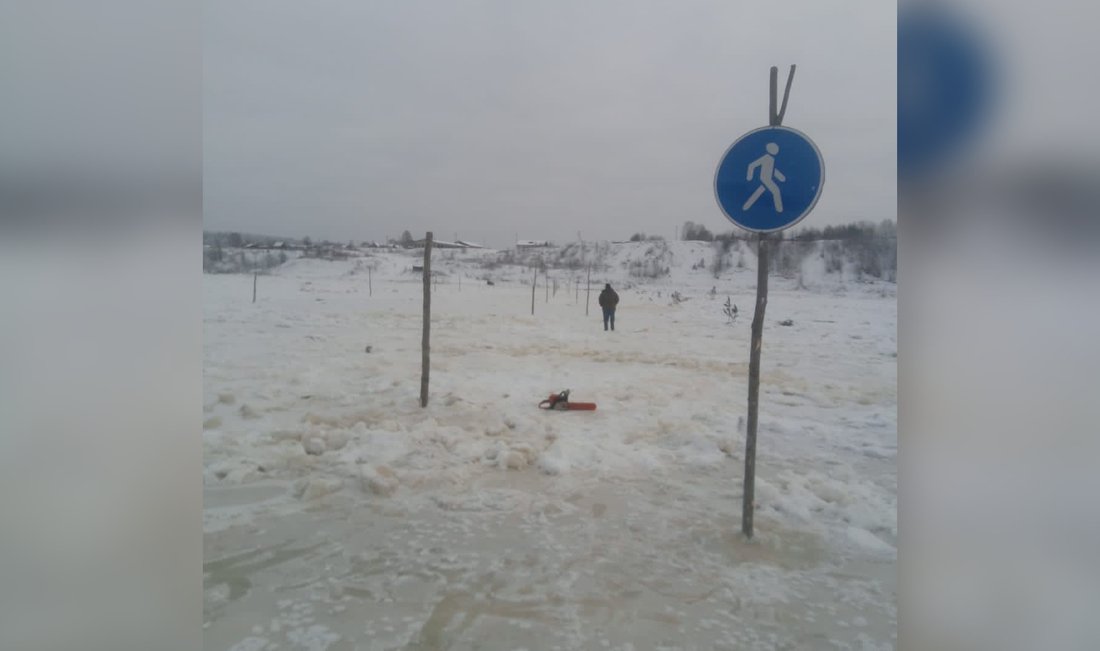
<box><xmin>270</xmin><ymin>429</ymin><xmax>302</xmax><ymax>444</ymax></box>
<box><xmin>846</xmin><ymin>526</ymin><xmax>895</xmax><ymax>554</ymax></box>
<box><xmin>501</xmin><ymin>450</ymin><xmax>527</xmax><ymax>470</ymax></box>
<box><xmin>292</xmin><ymin>477</ymin><xmax>343</xmax><ymax>500</ymax></box>
<box><xmin>361</xmin><ymin>465</ymin><xmax>398</xmax><ymax>496</ymax></box>
<box><xmin>286</xmin><ymin>624</ymin><xmax>340</xmax><ymax>651</ymax></box>
<box><xmin>227</xmin><ymin>637</ymin><xmax>268</xmax><ymax>651</ymax></box>
<box><xmin>537</xmin><ymin>448</ymin><xmax>571</xmax><ymax>475</ymax></box>
<box><xmin>303</xmin><ymin>437</ymin><xmax>325</xmax><ymax>455</ymax></box>
<box><xmin>324</xmin><ymin>431</ymin><xmax>349</xmax><ymax>451</ymax></box>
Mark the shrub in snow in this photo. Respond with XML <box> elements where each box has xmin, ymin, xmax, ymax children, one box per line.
<box><xmin>723</xmin><ymin>297</ymin><xmax>739</xmax><ymax>324</ymax></box>
<box><xmin>711</xmin><ymin>238</ymin><xmax>738</xmax><ymax>278</ymax></box>
<box><xmin>625</xmin><ymin>241</ymin><xmax>672</xmax><ymax>279</ymax></box>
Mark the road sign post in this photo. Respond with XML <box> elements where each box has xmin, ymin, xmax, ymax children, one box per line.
<box><xmin>714</xmin><ymin>125</ymin><xmax>824</xmax><ymax>233</ymax></box>
<box><xmin>714</xmin><ymin>65</ymin><xmax>824</xmax><ymax>539</ymax></box>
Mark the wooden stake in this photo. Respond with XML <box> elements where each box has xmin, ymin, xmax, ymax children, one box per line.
<box><xmin>531</xmin><ymin>268</ymin><xmax>537</xmax><ymax>315</ymax></box>
<box><xmin>769</xmin><ymin>66</ymin><xmax>778</xmax><ymax>127</ymax></box>
<box><xmin>368</xmin><ymin>266</ymin><xmax>372</xmax><ymax>296</ymax></box>
<box><xmin>585</xmin><ymin>266</ymin><xmax>591</xmax><ymax>316</ymax></box>
<box><xmin>252</xmin><ymin>271</ymin><xmax>257</xmax><ymax>303</ymax></box>
<box><xmin>743</xmin><ymin>234</ymin><xmax>768</xmax><ymax>538</ymax></box>
<box><xmin>545</xmin><ymin>270</ymin><xmax>549</xmax><ymax>303</ymax></box>
<box><xmin>777</xmin><ymin>65</ymin><xmax>796</xmax><ymax>127</ymax></box>
<box><xmin>420</xmin><ymin>233</ymin><xmax>432</xmax><ymax>408</ymax></box>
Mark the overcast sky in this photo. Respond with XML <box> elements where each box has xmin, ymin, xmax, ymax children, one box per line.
<box><xmin>204</xmin><ymin>0</ymin><xmax>895</xmax><ymax>248</ymax></box>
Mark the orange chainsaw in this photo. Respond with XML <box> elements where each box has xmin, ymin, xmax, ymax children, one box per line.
<box><xmin>538</xmin><ymin>389</ymin><xmax>597</xmax><ymax>411</ymax></box>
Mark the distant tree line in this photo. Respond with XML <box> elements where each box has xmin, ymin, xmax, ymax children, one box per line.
<box><xmin>685</xmin><ymin>219</ymin><xmax>896</xmax><ymax>282</ymax></box>
<box><xmin>204</xmin><ymin>247</ymin><xmax>288</xmax><ymax>273</ymax></box>
<box><xmin>679</xmin><ymin>219</ymin><xmax>895</xmax><ymax>243</ymax></box>
<box><xmin>204</xmin><ymin>231</ymin><xmax>296</xmax><ymax>248</ymax></box>
<box><xmin>681</xmin><ymin>221</ymin><xmax>717</xmax><ymax>242</ymax></box>
<box><xmin>786</xmin><ymin>220</ymin><xmax>896</xmax><ymax>242</ymax></box>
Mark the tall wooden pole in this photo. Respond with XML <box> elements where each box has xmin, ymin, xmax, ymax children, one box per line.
<box><xmin>420</xmin><ymin>233</ymin><xmax>433</xmax><ymax>408</ymax></box>
<box><xmin>742</xmin><ymin>64</ymin><xmax>794</xmax><ymax>539</ymax></box>
<box><xmin>531</xmin><ymin>268</ymin><xmax>536</xmax><ymax>315</ymax></box>
<box><xmin>252</xmin><ymin>272</ymin><xmax>257</xmax><ymax>303</ymax></box>
<box><xmin>545</xmin><ymin>270</ymin><xmax>549</xmax><ymax>303</ymax></box>
<box><xmin>368</xmin><ymin>266</ymin><xmax>372</xmax><ymax>296</ymax></box>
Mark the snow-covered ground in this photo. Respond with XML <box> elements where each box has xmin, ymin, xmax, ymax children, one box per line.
<box><xmin>204</xmin><ymin>241</ymin><xmax>896</xmax><ymax>650</ymax></box>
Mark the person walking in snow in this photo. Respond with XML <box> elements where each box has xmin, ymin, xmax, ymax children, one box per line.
<box><xmin>598</xmin><ymin>283</ymin><xmax>619</xmax><ymax>331</ymax></box>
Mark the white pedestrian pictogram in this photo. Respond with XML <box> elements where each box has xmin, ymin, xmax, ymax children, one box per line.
<box><xmin>742</xmin><ymin>142</ymin><xmax>786</xmax><ymax>212</ymax></box>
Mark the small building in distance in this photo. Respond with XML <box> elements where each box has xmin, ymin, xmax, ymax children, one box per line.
<box><xmin>410</xmin><ymin>239</ymin><xmax>468</xmax><ymax>250</ymax></box>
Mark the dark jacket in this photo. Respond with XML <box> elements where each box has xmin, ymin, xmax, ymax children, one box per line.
<box><xmin>598</xmin><ymin>286</ymin><xmax>619</xmax><ymax>309</ymax></box>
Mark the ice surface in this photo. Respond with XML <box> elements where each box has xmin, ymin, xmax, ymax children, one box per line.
<box><xmin>204</xmin><ymin>241</ymin><xmax>896</xmax><ymax>649</ymax></box>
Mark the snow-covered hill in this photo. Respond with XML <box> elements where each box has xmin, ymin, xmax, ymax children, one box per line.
<box><xmin>224</xmin><ymin>238</ymin><xmax>894</xmax><ymax>297</ymax></box>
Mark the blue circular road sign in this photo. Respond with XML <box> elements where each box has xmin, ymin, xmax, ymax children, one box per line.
<box><xmin>714</xmin><ymin>125</ymin><xmax>824</xmax><ymax>233</ymax></box>
<box><xmin>897</xmin><ymin>5</ymin><xmax>992</xmax><ymax>178</ymax></box>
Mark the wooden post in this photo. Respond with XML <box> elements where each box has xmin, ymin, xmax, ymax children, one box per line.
<box><xmin>575</xmin><ymin>279</ymin><xmax>579</xmax><ymax>304</ymax></box>
<box><xmin>420</xmin><ymin>233</ymin><xmax>432</xmax><ymax>408</ymax></box>
<box><xmin>769</xmin><ymin>66</ymin><xmax>779</xmax><ymax>126</ymax></box>
<box><xmin>743</xmin><ymin>234</ymin><xmax>768</xmax><ymax>538</ymax></box>
<box><xmin>368</xmin><ymin>266</ymin><xmax>372</xmax><ymax>296</ymax></box>
<box><xmin>585</xmin><ymin>266</ymin><xmax>592</xmax><ymax>316</ymax></box>
<box><xmin>545</xmin><ymin>270</ymin><xmax>549</xmax><ymax>303</ymax></box>
<box><xmin>531</xmin><ymin>268</ymin><xmax>537</xmax><ymax>315</ymax></box>
<box><xmin>742</xmin><ymin>64</ymin><xmax>794</xmax><ymax>539</ymax></box>
<box><xmin>252</xmin><ymin>272</ymin><xmax>257</xmax><ymax>303</ymax></box>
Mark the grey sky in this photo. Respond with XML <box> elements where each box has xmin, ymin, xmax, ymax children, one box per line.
<box><xmin>204</xmin><ymin>0</ymin><xmax>895</xmax><ymax>248</ymax></box>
